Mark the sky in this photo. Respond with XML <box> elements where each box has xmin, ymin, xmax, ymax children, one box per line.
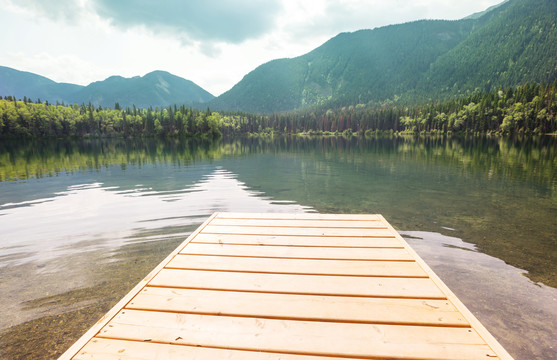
<box><xmin>0</xmin><ymin>0</ymin><xmax>504</xmax><ymax>96</ymax></box>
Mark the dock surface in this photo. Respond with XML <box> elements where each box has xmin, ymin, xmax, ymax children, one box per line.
<box><xmin>60</xmin><ymin>212</ymin><xmax>513</xmax><ymax>360</ymax></box>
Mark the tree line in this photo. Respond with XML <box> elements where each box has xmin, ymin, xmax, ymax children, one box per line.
<box><xmin>0</xmin><ymin>101</ymin><xmax>222</xmax><ymax>138</ymax></box>
<box><xmin>220</xmin><ymin>81</ymin><xmax>556</xmax><ymax>136</ymax></box>
<box><xmin>1</xmin><ymin>81</ymin><xmax>555</xmax><ymax>139</ymax></box>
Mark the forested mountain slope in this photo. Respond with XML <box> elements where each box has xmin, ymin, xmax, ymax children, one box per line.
<box><xmin>212</xmin><ymin>0</ymin><xmax>557</xmax><ymax>113</ymax></box>
<box><xmin>212</xmin><ymin>19</ymin><xmax>475</xmax><ymax>113</ymax></box>
<box><xmin>417</xmin><ymin>0</ymin><xmax>557</xmax><ymax>100</ymax></box>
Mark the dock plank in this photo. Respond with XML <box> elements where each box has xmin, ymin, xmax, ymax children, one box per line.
<box><xmin>59</xmin><ymin>212</ymin><xmax>513</xmax><ymax>360</ymax></box>
<box><xmin>148</xmin><ymin>268</ymin><xmax>446</xmax><ymax>298</ymax></box>
<box><xmin>181</xmin><ymin>242</ymin><xmax>413</xmax><ymax>260</ymax></box>
<box><xmin>99</xmin><ymin>310</ymin><xmax>497</xmax><ymax>360</ymax></box>
<box><xmin>216</xmin><ymin>212</ymin><xmax>381</xmax><ymax>221</ymax></box>
<box><xmin>210</xmin><ymin>218</ymin><xmax>386</xmax><ymax>228</ymax></box>
<box><xmin>128</xmin><ymin>287</ymin><xmax>468</xmax><ymax>326</ymax></box>
<box><xmin>192</xmin><ymin>233</ymin><xmax>401</xmax><ymax>247</ymax></box>
<box><xmin>203</xmin><ymin>225</ymin><xmax>394</xmax><ymax>237</ymax></box>
<box><xmin>74</xmin><ymin>338</ymin><xmax>368</xmax><ymax>360</ymax></box>
<box><xmin>167</xmin><ymin>254</ymin><xmax>427</xmax><ymax>277</ymax></box>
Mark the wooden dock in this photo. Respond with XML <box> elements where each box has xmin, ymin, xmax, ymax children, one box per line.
<box><xmin>60</xmin><ymin>212</ymin><xmax>513</xmax><ymax>360</ymax></box>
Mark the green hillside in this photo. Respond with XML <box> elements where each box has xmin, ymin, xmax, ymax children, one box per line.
<box><xmin>211</xmin><ymin>0</ymin><xmax>557</xmax><ymax>113</ymax></box>
<box><xmin>418</xmin><ymin>0</ymin><xmax>557</xmax><ymax>100</ymax></box>
<box><xmin>0</xmin><ymin>68</ymin><xmax>214</xmax><ymax>108</ymax></box>
<box><xmin>0</xmin><ymin>66</ymin><xmax>82</xmax><ymax>103</ymax></box>
<box><xmin>212</xmin><ymin>19</ymin><xmax>475</xmax><ymax>113</ymax></box>
<box><xmin>71</xmin><ymin>70</ymin><xmax>214</xmax><ymax>108</ymax></box>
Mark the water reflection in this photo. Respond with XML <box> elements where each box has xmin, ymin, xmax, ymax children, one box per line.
<box><xmin>1</xmin><ymin>136</ymin><xmax>555</xmax><ymax>189</ymax></box>
<box><xmin>0</xmin><ymin>166</ymin><xmax>310</xmax><ymax>331</ymax></box>
<box><xmin>0</xmin><ymin>136</ymin><xmax>555</xmax><ymax>360</ymax></box>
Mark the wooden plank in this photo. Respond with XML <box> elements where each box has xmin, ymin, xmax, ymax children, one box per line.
<box><xmin>98</xmin><ymin>310</ymin><xmax>498</xmax><ymax>360</ymax></box>
<box><xmin>168</xmin><ymin>254</ymin><xmax>427</xmax><ymax>277</ymax></box>
<box><xmin>74</xmin><ymin>338</ymin><xmax>374</xmax><ymax>360</ymax></box>
<box><xmin>216</xmin><ymin>212</ymin><xmax>381</xmax><ymax>221</ymax></box>
<box><xmin>192</xmin><ymin>233</ymin><xmax>401</xmax><ymax>247</ymax></box>
<box><xmin>203</xmin><ymin>225</ymin><xmax>393</xmax><ymax>237</ymax></box>
<box><xmin>128</xmin><ymin>287</ymin><xmax>468</xmax><ymax>326</ymax></box>
<box><xmin>181</xmin><ymin>243</ymin><xmax>413</xmax><ymax>260</ymax></box>
<box><xmin>210</xmin><ymin>218</ymin><xmax>386</xmax><ymax>229</ymax></box>
<box><xmin>148</xmin><ymin>269</ymin><xmax>446</xmax><ymax>299</ymax></box>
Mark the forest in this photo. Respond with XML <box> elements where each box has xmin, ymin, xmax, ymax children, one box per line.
<box><xmin>0</xmin><ymin>81</ymin><xmax>555</xmax><ymax>139</ymax></box>
<box><xmin>0</xmin><ymin>101</ymin><xmax>222</xmax><ymax>138</ymax></box>
<box><xmin>255</xmin><ymin>80</ymin><xmax>557</xmax><ymax>136</ymax></box>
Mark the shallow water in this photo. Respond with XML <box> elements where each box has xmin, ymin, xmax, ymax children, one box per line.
<box><xmin>403</xmin><ymin>231</ymin><xmax>556</xmax><ymax>359</ymax></box>
<box><xmin>0</xmin><ymin>136</ymin><xmax>555</xmax><ymax>359</ymax></box>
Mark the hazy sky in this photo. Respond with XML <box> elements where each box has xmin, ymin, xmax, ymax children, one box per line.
<box><xmin>0</xmin><ymin>0</ymin><xmax>503</xmax><ymax>96</ymax></box>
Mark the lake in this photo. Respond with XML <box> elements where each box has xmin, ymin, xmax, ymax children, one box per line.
<box><xmin>0</xmin><ymin>135</ymin><xmax>555</xmax><ymax>359</ymax></box>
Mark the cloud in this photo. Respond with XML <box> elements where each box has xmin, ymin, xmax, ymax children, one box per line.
<box><xmin>91</xmin><ymin>0</ymin><xmax>283</xmax><ymax>44</ymax></box>
<box><xmin>2</xmin><ymin>0</ymin><xmax>85</xmax><ymax>23</ymax></box>
<box><xmin>282</xmin><ymin>0</ymin><xmax>505</xmax><ymax>46</ymax></box>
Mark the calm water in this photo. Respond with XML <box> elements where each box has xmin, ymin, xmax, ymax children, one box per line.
<box><xmin>0</xmin><ymin>136</ymin><xmax>555</xmax><ymax>359</ymax></box>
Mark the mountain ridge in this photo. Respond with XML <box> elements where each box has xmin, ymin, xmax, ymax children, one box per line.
<box><xmin>71</xmin><ymin>70</ymin><xmax>214</xmax><ymax>108</ymax></box>
<box><xmin>2</xmin><ymin>0</ymin><xmax>556</xmax><ymax>114</ymax></box>
<box><xmin>209</xmin><ymin>18</ymin><xmax>478</xmax><ymax>113</ymax></box>
<box><xmin>0</xmin><ymin>67</ymin><xmax>214</xmax><ymax>108</ymax></box>
<box><xmin>0</xmin><ymin>65</ymin><xmax>83</xmax><ymax>103</ymax></box>
<box><xmin>210</xmin><ymin>0</ymin><xmax>557</xmax><ymax>113</ymax></box>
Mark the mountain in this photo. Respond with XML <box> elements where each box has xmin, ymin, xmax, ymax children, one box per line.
<box><xmin>3</xmin><ymin>0</ymin><xmax>555</xmax><ymax>114</ymax></box>
<box><xmin>0</xmin><ymin>68</ymin><xmax>214</xmax><ymax>108</ymax></box>
<box><xmin>418</xmin><ymin>0</ymin><xmax>557</xmax><ymax>100</ymax></box>
<box><xmin>71</xmin><ymin>71</ymin><xmax>214</xmax><ymax>108</ymax></box>
<box><xmin>211</xmin><ymin>0</ymin><xmax>557</xmax><ymax>113</ymax></box>
<box><xmin>0</xmin><ymin>66</ymin><xmax>83</xmax><ymax>103</ymax></box>
<box><xmin>212</xmin><ymin>19</ymin><xmax>477</xmax><ymax>113</ymax></box>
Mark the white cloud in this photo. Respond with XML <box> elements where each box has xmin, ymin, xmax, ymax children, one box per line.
<box><xmin>2</xmin><ymin>0</ymin><xmax>86</xmax><ymax>23</ymax></box>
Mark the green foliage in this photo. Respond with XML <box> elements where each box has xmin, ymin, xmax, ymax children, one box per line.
<box><xmin>215</xmin><ymin>81</ymin><xmax>556</xmax><ymax>135</ymax></box>
<box><xmin>0</xmin><ymin>100</ymin><xmax>222</xmax><ymax>139</ymax></box>
<box><xmin>2</xmin><ymin>82</ymin><xmax>555</xmax><ymax>139</ymax></box>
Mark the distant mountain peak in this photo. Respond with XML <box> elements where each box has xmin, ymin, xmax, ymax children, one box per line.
<box><xmin>103</xmin><ymin>75</ymin><xmax>126</xmax><ymax>82</ymax></box>
<box><xmin>0</xmin><ymin>67</ymin><xmax>214</xmax><ymax>108</ymax></box>
<box><xmin>146</xmin><ymin>70</ymin><xmax>172</xmax><ymax>76</ymax></box>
